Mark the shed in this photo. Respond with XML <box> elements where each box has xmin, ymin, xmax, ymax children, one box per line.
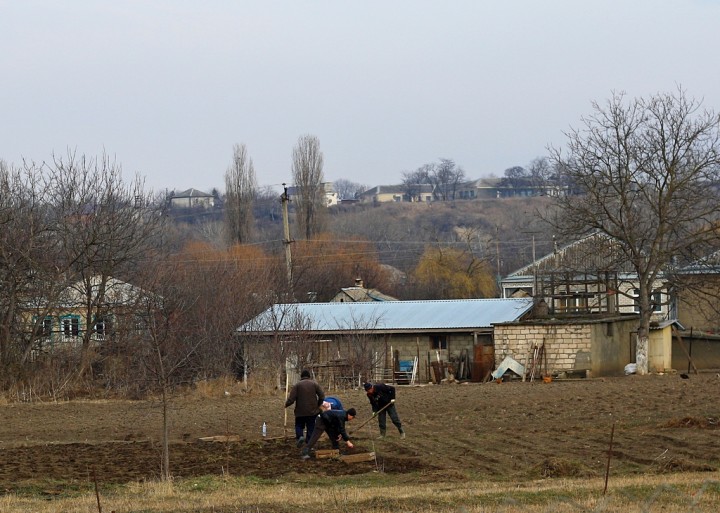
<box><xmin>238</xmin><ymin>298</ymin><xmax>533</xmax><ymax>385</ymax></box>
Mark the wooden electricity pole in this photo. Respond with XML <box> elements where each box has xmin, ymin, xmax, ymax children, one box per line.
<box><xmin>281</xmin><ymin>184</ymin><xmax>293</xmax><ymax>289</ymax></box>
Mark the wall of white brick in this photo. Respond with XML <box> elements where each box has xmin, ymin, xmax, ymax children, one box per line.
<box><xmin>494</xmin><ymin>324</ymin><xmax>592</xmax><ymax>375</ymax></box>
<box><xmin>494</xmin><ymin>318</ymin><xmax>638</xmax><ymax>377</ymax></box>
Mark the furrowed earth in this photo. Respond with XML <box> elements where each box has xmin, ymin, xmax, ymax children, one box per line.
<box><xmin>1</xmin><ymin>373</ymin><xmax>719</xmax><ymax>495</ymax></box>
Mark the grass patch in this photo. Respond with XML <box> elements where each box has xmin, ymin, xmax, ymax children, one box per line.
<box><xmin>2</xmin><ymin>472</ymin><xmax>720</xmax><ymax>513</ymax></box>
<box><xmin>5</xmin><ymin>478</ymin><xmax>95</xmax><ymax>499</ymax></box>
<box><xmin>664</xmin><ymin>416</ymin><xmax>720</xmax><ymax>429</ymax></box>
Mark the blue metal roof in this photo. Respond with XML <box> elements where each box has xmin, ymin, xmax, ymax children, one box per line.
<box><xmin>239</xmin><ymin>298</ymin><xmax>534</xmax><ymax>333</ymax></box>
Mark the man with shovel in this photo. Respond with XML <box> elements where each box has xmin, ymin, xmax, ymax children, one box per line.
<box><xmin>363</xmin><ymin>382</ymin><xmax>405</xmax><ymax>439</ymax></box>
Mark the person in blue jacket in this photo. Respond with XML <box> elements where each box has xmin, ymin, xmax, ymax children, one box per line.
<box><xmin>321</xmin><ymin>396</ymin><xmax>344</xmax><ymax>411</ymax></box>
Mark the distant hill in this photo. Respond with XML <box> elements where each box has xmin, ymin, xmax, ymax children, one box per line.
<box><xmin>167</xmin><ymin>194</ymin><xmax>557</xmax><ymax>279</ymax></box>
<box><xmin>326</xmin><ymin>197</ymin><xmax>555</xmax><ymax>275</ymax></box>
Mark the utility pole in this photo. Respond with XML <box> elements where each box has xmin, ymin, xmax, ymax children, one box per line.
<box><xmin>281</xmin><ymin>184</ymin><xmax>293</xmax><ymax>290</ymax></box>
<box><xmin>495</xmin><ymin>225</ymin><xmax>501</xmax><ymax>290</ymax></box>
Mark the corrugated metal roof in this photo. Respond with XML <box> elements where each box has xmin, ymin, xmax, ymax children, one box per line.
<box><xmin>174</xmin><ymin>188</ymin><xmax>212</xmax><ymax>198</ymax></box>
<box><xmin>239</xmin><ymin>298</ymin><xmax>534</xmax><ymax>333</ymax></box>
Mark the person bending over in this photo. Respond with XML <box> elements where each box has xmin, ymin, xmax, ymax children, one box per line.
<box><xmin>301</xmin><ymin>408</ymin><xmax>356</xmax><ymax>459</ymax></box>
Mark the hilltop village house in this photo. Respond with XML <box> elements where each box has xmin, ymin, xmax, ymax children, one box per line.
<box><xmin>237</xmin><ymin>298</ymin><xmax>533</xmax><ymax>386</ymax></box>
<box><xmin>286</xmin><ymin>182</ymin><xmax>339</xmax><ymax>207</ymax></box>
<box><xmin>169</xmin><ymin>188</ymin><xmax>215</xmax><ymax>209</ymax></box>
<box><xmin>499</xmin><ymin>232</ymin><xmax>720</xmax><ymax>374</ymax></box>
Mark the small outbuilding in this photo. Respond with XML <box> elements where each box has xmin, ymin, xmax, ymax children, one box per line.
<box><xmin>238</xmin><ymin>298</ymin><xmax>534</xmax><ymax>386</ymax></box>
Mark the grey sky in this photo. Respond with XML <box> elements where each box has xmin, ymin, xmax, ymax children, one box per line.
<box><xmin>2</xmin><ymin>1</ymin><xmax>719</xmax><ymax>194</ymax></box>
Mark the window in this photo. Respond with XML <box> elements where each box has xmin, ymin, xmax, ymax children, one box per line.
<box><xmin>61</xmin><ymin>315</ymin><xmax>80</xmax><ymax>338</ymax></box>
<box><xmin>34</xmin><ymin>317</ymin><xmax>52</xmax><ymax>337</ymax></box>
<box><xmin>633</xmin><ymin>289</ymin><xmax>662</xmax><ymax>313</ymax></box>
<box><xmin>430</xmin><ymin>335</ymin><xmax>447</xmax><ymax>350</ymax></box>
<box><xmin>558</xmin><ymin>295</ymin><xmax>588</xmax><ymax>313</ymax></box>
<box><xmin>94</xmin><ymin>316</ymin><xmax>112</xmax><ymax>339</ymax></box>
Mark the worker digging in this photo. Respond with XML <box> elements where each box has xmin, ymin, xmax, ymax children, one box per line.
<box><xmin>363</xmin><ymin>381</ymin><xmax>405</xmax><ymax>439</ymax></box>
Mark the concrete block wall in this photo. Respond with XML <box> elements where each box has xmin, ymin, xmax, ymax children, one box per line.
<box><xmin>494</xmin><ymin>323</ymin><xmax>592</xmax><ymax>375</ymax></box>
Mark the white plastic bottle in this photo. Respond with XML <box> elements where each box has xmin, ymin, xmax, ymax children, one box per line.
<box><xmin>262</xmin><ymin>421</ymin><xmax>267</xmax><ymax>437</ymax></box>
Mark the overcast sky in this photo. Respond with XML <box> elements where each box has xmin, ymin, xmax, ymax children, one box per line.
<box><xmin>2</xmin><ymin>1</ymin><xmax>719</xmax><ymax>194</ymax></box>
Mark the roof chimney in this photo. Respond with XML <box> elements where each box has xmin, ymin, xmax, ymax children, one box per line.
<box><xmin>354</xmin><ymin>278</ymin><xmax>364</xmax><ymax>288</ymax></box>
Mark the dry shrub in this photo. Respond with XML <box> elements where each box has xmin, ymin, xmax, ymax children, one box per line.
<box><xmin>664</xmin><ymin>416</ymin><xmax>720</xmax><ymax>429</ymax></box>
<box><xmin>191</xmin><ymin>377</ymin><xmax>247</xmax><ymax>399</ymax></box>
<box><xmin>186</xmin><ymin>374</ymin><xmax>277</xmax><ymax>400</ymax></box>
<box><xmin>654</xmin><ymin>457</ymin><xmax>717</xmax><ymax>473</ymax></box>
<box><xmin>536</xmin><ymin>457</ymin><xmax>596</xmax><ymax>478</ymax></box>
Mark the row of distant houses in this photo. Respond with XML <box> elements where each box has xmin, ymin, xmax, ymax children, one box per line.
<box><xmin>167</xmin><ymin>177</ymin><xmax>554</xmax><ymax>211</ymax></box>
<box><xmin>356</xmin><ymin>178</ymin><xmax>558</xmax><ymax>204</ymax></box>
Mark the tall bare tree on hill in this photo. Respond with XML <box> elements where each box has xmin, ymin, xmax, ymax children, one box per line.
<box><xmin>224</xmin><ymin>143</ymin><xmax>257</xmax><ymax>245</ymax></box>
<box><xmin>333</xmin><ymin>178</ymin><xmax>367</xmax><ymax>200</ymax></box>
<box><xmin>430</xmin><ymin>158</ymin><xmax>465</xmax><ymax>201</ymax></box>
<box><xmin>292</xmin><ymin>135</ymin><xmax>325</xmax><ymax>239</ymax></box>
<box><xmin>401</xmin><ymin>166</ymin><xmax>431</xmax><ymax>202</ymax></box>
<box><xmin>547</xmin><ymin>88</ymin><xmax>720</xmax><ymax>375</ymax></box>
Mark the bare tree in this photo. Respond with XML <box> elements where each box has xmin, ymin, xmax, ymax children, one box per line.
<box><xmin>241</xmin><ymin>304</ymin><xmax>313</xmax><ymax>389</ymax></box>
<box><xmin>430</xmin><ymin>158</ymin><xmax>465</xmax><ymax>201</ymax></box>
<box><xmin>224</xmin><ymin>143</ymin><xmax>257</xmax><ymax>245</ymax></box>
<box><xmin>401</xmin><ymin>167</ymin><xmax>431</xmax><ymax>202</ymax></box>
<box><xmin>291</xmin><ymin>135</ymin><xmax>325</xmax><ymax>239</ymax></box>
<box><xmin>547</xmin><ymin>88</ymin><xmax>720</xmax><ymax>374</ymax></box>
<box><xmin>0</xmin><ymin>160</ymin><xmax>61</xmax><ymax>373</ymax></box>
<box><xmin>46</xmin><ymin>151</ymin><xmax>165</xmax><ymax>377</ymax></box>
<box><xmin>334</xmin><ymin>312</ymin><xmax>384</xmax><ymax>384</ymax></box>
<box><xmin>333</xmin><ymin>179</ymin><xmax>367</xmax><ymax>200</ymax></box>
<box><xmin>499</xmin><ymin>166</ymin><xmax>529</xmax><ymax>189</ymax></box>
<box><xmin>527</xmin><ymin>157</ymin><xmax>552</xmax><ymax>189</ymax></box>
<box><xmin>131</xmin><ymin>262</ymin><xmax>203</xmax><ymax>481</ymax></box>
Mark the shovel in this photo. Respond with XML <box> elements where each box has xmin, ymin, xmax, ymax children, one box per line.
<box><xmin>350</xmin><ymin>400</ymin><xmax>394</xmax><ymax>434</ymax></box>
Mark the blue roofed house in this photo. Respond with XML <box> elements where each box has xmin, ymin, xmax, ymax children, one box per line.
<box><xmin>238</xmin><ymin>298</ymin><xmax>534</xmax><ymax>387</ymax></box>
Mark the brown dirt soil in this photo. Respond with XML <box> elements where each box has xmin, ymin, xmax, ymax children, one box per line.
<box><xmin>1</xmin><ymin>373</ymin><xmax>719</xmax><ymax>494</ymax></box>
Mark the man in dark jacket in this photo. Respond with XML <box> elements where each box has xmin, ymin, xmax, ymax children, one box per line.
<box><xmin>363</xmin><ymin>382</ymin><xmax>405</xmax><ymax>439</ymax></box>
<box><xmin>285</xmin><ymin>369</ymin><xmax>325</xmax><ymax>447</ymax></box>
<box><xmin>301</xmin><ymin>408</ymin><xmax>356</xmax><ymax>459</ymax></box>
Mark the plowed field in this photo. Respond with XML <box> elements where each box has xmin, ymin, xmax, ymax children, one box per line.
<box><xmin>1</xmin><ymin>373</ymin><xmax>719</xmax><ymax>494</ymax></box>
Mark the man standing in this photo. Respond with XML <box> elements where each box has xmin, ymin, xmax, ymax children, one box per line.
<box><xmin>285</xmin><ymin>369</ymin><xmax>325</xmax><ymax>447</ymax></box>
<box><xmin>301</xmin><ymin>407</ymin><xmax>356</xmax><ymax>460</ymax></box>
<box><xmin>363</xmin><ymin>382</ymin><xmax>405</xmax><ymax>439</ymax></box>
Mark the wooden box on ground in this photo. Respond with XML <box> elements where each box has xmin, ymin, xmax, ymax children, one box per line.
<box><xmin>340</xmin><ymin>452</ymin><xmax>375</xmax><ymax>463</ymax></box>
<box><xmin>198</xmin><ymin>435</ymin><xmax>242</xmax><ymax>443</ymax></box>
<box><xmin>315</xmin><ymin>449</ymin><xmax>340</xmax><ymax>459</ymax></box>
